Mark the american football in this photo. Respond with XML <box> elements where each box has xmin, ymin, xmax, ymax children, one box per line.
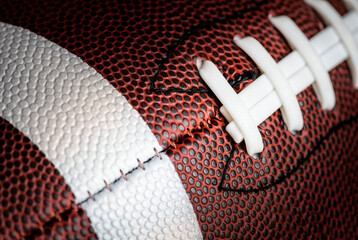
<box><xmin>0</xmin><ymin>0</ymin><xmax>358</xmax><ymax>239</ymax></box>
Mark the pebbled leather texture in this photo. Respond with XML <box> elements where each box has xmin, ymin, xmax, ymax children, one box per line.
<box><xmin>0</xmin><ymin>22</ymin><xmax>161</xmax><ymax>202</ymax></box>
<box><xmin>0</xmin><ymin>0</ymin><xmax>357</xmax><ymax>239</ymax></box>
<box><xmin>0</xmin><ymin>118</ymin><xmax>97</xmax><ymax>239</ymax></box>
<box><xmin>81</xmin><ymin>154</ymin><xmax>202</xmax><ymax>240</ymax></box>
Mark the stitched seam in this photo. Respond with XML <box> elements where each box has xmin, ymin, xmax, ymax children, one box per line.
<box><xmin>78</xmin><ymin>113</ymin><xmax>221</xmax><ymax>205</ymax></box>
<box><xmin>77</xmin><ymin>0</ymin><xmax>347</xmax><ymax>201</ymax></box>
<box><xmin>78</xmin><ymin>112</ymin><xmax>218</xmax><ymax>205</ymax></box>
<box><xmin>79</xmin><ymin>112</ymin><xmax>357</xmax><ymax>204</ymax></box>
<box><xmin>78</xmin><ymin>147</ymin><xmax>169</xmax><ymax>205</ymax></box>
<box><xmin>149</xmin><ymin>1</ymin><xmax>267</xmax><ymax>94</ymax></box>
<box><xmin>218</xmin><ymin>113</ymin><xmax>358</xmax><ymax>194</ymax></box>
<box><xmin>20</xmin><ymin>112</ymin><xmax>357</xmax><ymax>237</ymax></box>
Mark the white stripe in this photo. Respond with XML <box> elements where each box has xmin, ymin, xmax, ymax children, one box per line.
<box><xmin>81</xmin><ymin>154</ymin><xmax>202</xmax><ymax>240</ymax></box>
<box><xmin>0</xmin><ymin>22</ymin><xmax>202</xmax><ymax>239</ymax></box>
<box><xmin>0</xmin><ymin>22</ymin><xmax>163</xmax><ymax>203</ymax></box>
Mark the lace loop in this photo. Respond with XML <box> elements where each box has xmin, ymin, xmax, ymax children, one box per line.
<box><xmin>234</xmin><ymin>36</ymin><xmax>304</xmax><ymax>132</ymax></box>
<box><xmin>198</xmin><ymin>1</ymin><xmax>358</xmax><ymax>156</ymax></box>
<box><xmin>197</xmin><ymin>59</ymin><xmax>263</xmax><ymax>155</ymax></box>
<box><xmin>306</xmin><ymin>0</ymin><xmax>358</xmax><ymax>88</ymax></box>
<box><xmin>344</xmin><ymin>0</ymin><xmax>358</xmax><ymax>12</ymax></box>
<box><xmin>270</xmin><ymin>15</ymin><xmax>335</xmax><ymax>110</ymax></box>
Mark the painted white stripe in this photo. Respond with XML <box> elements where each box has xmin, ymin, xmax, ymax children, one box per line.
<box><xmin>0</xmin><ymin>22</ymin><xmax>163</xmax><ymax>203</ymax></box>
<box><xmin>81</xmin><ymin>154</ymin><xmax>202</xmax><ymax>240</ymax></box>
<box><xmin>0</xmin><ymin>22</ymin><xmax>202</xmax><ymax>239</ymax></box>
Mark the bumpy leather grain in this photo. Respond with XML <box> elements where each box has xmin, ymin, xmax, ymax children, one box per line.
<box><xmin>0</xmin><ymin>22</ymin><xmax>161</xmax><ymax>202</ymax></box>
<box><xmin>81</xmin><ymin>154</ymin><xmax>202</xmax><ymax>240</ymax></box>
<box><xmin>0</xmin><ymin>0</ymin><xmax>357</xmax><ymax>239</ymax></box>
<box><xmin>0</xmin><ymin>118</ymin><xmax>97</xmax><ymax>240</ymax></box>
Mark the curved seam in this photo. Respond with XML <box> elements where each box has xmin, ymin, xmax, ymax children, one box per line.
<box><xmin>149</xmin><ymin>0</ymin><xmax>267</xmax><ymax>94</ymax></box>
<box><xmin>77</xmin><ymin>111</ymin><xmax>358</xmax><ymax>203</ymax></box>
<box><xmin>219</xmin><ymin>113</ymin><xmax>358</xmax><ymax>194</ymax></box>
<box><xmin>77</xmin><ymin>147</ymin><xmax>169</xmax><ymax>205</ymax></box>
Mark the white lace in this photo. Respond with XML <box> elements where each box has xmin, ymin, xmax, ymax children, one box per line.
<box><xmin>344</xmin><ymin>0</ymin><xmax>358</xmax><ymax>11</ymax></box>
<box><xmin>198</xmin><ymin>0</ymin><xmax>358</xmax><ymax>156</ymax></box>
<box><xmin>270</xmin><ymin>14</ymin><xmax>336</xmax><ymax>110</ymax></box>
<box><xmin>306</xmin><ymin>0</ymin><xmax>358</xmax><ymax>87</ymax></box>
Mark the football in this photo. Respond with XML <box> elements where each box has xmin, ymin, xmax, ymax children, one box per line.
<box><xmin>0</xmin><ymin>0</ymin><xmax>358</xmax><ymax>239</ymax></box>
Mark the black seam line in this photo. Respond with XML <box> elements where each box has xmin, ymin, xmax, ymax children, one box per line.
<box><xmin>78</xmin><ymin>147</ymin><xmax>170</xmax><ymax>205</ymax></box>
<box><xmin>218</xmin><ymin>140</ymin><xmax>237</xmax><ymax>191</ymax></box>
<box><xmin>77</xmin><ymin>115</ymin><xmax>223</xmax><ymax>205</ymax></box>
<box><xmin>218</xmin><ymin>113</ymin><xmax>358</xmax><ymax>194</ymax></box>
<box><xmin>148</xmin><ymin>0</ymin><xmax>267</xmax><ymax>94</ymax></box>
<box><xmin>150</xmin><ymin>70</ymin><xmax>259</xmax><ymax>94</ymax></box>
